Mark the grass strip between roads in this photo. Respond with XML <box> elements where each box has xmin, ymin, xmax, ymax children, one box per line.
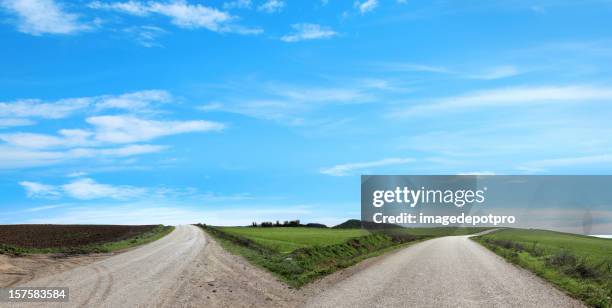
<box><xmin>473</xmin><ymin>229</ymin><xmax>612</xmax><ymax>308</ymax></box>
<box><xmin>198</xmin><ymin>224</ymin><xmax>439</xmax><ymax>288</ymax></box>
<box><xmin>0</xmin><ymin>225</ymin><xmax>174</xmax><ymax>256</ymax></box>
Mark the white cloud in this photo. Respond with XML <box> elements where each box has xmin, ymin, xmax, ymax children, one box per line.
<box><xmin>67</xmin><ymin>171</ymin><xmax>88</xmax><ymax>177</ymax></box>
<box><xmin>0</xmin><ymin>118</ymin><xmax>34</xmax><ymax>128</ymax></box>
<box><xmin>0</xmin><ymin>90</ymin><xmax>171</xmax><ymax>119</ymax></box>
<box><xmin>94</xmin><ymin>89</ymin><xmax>171</xmax><ymax>111</ymax></box>
<box><xmin>223</xmin><ymin>0</ymin><xmax>251</xmax><ymax>10</ymax></box>
<box><xmin>395</xmin><ymin>85</ymin><xmax>612</xmax><ymax>116</ymax></box>
<box><xmin>1</xmin><ymin>0</ymin><xmax>89</xmax><ymax>35</ymax></box>
<box><xmin>257</xmin><ymin>0</ymin><xmax>284</xmax><ymax>13</ymax></box>
<box><xmin>468</xmin><ymin>65</ymin><xmax>521</xmax><ymax>80</ymax></box>
<box><xmin>207</xmin><ymin>83</ymin><xmax>373</xmax><ymax>124</ymax></box>
<box><xmin>0</xmin><ymin>129</ymin><xmax>93</xmax><ymax>149</ymax></box>
<box><xmin>19</xmin><ymin>178</ymin><xmax>261</xmax><ymax>203</ymax></box>
<box><xmin>379</xmin><ymin>63</ymin><xmax>450</xmax><ymax>74</ymax></box>
<box><xmin>20</xmin><ymin>178</ymin><xmax>147</xmax><ymax>200</ymax></box>
<box><xmin>520</xmin><ymin>154</ymin><xmax>612</xmax><ymax>170</ymax></box>
<box><xmin>277</xmin><ymin>86</ymin><xmax>367</xmax><ymax>102</ymax></box>
<box><xmin>89</xmin><ymin>1</ymin><xmax>261</xmax><ymax>34</ymax></box>
<box><xmin>0</xmin><ymin>89</ymin><xmax>222</xmax><ymax>169</ymax></box>
<box><xmin>122</xmin><ymin>25</ymin><xmax>167</xmax><ymax>48</ymax></box>
<box><xmin>0</xmin><ymin>116</ymin><xmax>219</xmax><ymax>148</ymax></box>
<box><xmin>197</xmin><ymin>103</ymin><xmax>224</xmax><ymax>112</ymax></box>
<box><xmin>148</xmin><ymin>1</ymin><xmax>230</xmax><ymax>30</ymax></box>
<box><xmin>320</xmin><ymin>158</ymin><xmax>414</xmax><ymax>176</ymax></box>
<box><xmin>61</xmin><ymin>178</ymin><xmax>146</xmax><ymax>200</ymax></box>
<box><xmin>87</xmin><ymin>115</ymin><xmax>224</xmax><ymax>143</ymax></box>
<box><xmin>0</xmin><ymin>98</ymin><xmax>90</xmax><ymax>119</ymax></box>
<box><xmin>379</xmin><ymin>63</ymin><xmax>520</xmax><ymax>80</ymax></box>
<box><xmin>88</xmin><ymin>0</ymin><xmax>149</xmax><ymax>15</ymax></box>
<box><xmin>355</xmin><ymin>0</ymin><xmax>377</xmax><ymax>14</ymax></box>
<box><xmin>19</xmin><ymin>181</ymin><xmax>61</xmax><ymax>198</ymax></box>
<box><xmin>0</xmin><ymin>144</ymin><xmax>165</xmax><ymax>169</ymax></box>
<box><xmin>98</xmin><ymin>144</ymin><xmax>167</xmax><ymax>156</ymax></box>
<box><xmin>281</xmin><ymin>23</ymin><xmax>337</xmax><ymax>43</ymax></box>
<box><xmin>22</xmin><ymin>204</ymin><xmax>67</xmax><ymax>212</ymax></box>
<box><xmin>20</xmin><ymin>203</ymin><xmax>318</xmax><ymax>225</ymax></box>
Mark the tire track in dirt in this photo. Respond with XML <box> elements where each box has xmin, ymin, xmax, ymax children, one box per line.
<box><xmin>304</xmin><ymin>234</ymin><xmax>586</xmax><ymax>308</ymax></box>
<box><xmin>12</xmin><ymin>225</ymin><xmax>302</xmax><ymax>307</ymax></box>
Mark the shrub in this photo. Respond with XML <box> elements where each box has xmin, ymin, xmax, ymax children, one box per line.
<box><xmin>528</xmin><ymin>241</ymin><xmax>545</xmax><ymax>257</ymax></box>
<box><xmin>546</xmin><ymin>250</ymin><xmax>578</xmax><ymax>267</ymax></box>
<box><xmin>566</xmin><ymin>259</ymin><xmax>599</xmax><ymax>279</ymax></box>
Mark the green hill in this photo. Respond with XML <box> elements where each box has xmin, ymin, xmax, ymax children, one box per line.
<box><xmin>333</xmin><ymin>219</ymin><xmax>362</xmax><ymax>229</ymax></box>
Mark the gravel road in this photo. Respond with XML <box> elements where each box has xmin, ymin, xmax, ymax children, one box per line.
<box><xmin>304</xmin><ymin>234</ymin><xmax>586</xmax><ymax>308</ymax></box>
<box><xmin>16</xmin><ymin>225</ymin><xmax>302</xmax><ymax>307</ymax></box>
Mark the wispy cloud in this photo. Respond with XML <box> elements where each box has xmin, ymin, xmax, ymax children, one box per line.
<box><xmin>87</xmin><ymin>115</ymin><xmax>224</xmax><ymax>144</ymax></box>
<box><xmin>467</xmin><ymin>65</ymin><xmax>521</xmax><ymax>80</ymax></box>
<box><xmin>355</xmin><ymin>0</ymin><xmax>378</xmax><ymax>14</ymax></box>
<box><xmin>0</xmin><ymin>144</ymin><xmax>165</xmax><ymax>169</ymax></box>
<box><xmin>223</xmin><ymin>0</ymin><xmax>251</xmax><ymax>10</ymax></box>
<box><xmin>394</xmin><ymin>85</ymin><xmax>612</xmax><ymax>116</ymax></box>
<box><xmin>19</xmin><ymin>181</ymin><xmax>61</xmax><ymax>198</ymax></box>
<box><xmin>378</xmin><ymin>63</ymin><xmax>523</xmax><ymax>80</ymax></box>
<box><xmin>0</xmin><ymin>98</ymin><xmax>91</xmax><ymax>119</ymax></box>
<box><xmin>0</xmin><ymin>89</ymin><xmax>171</xmax><ymax>119</ymax></box>
<box><xmin>62</xmin><ymin>178</ymin><xmax>146</xmax><ymax>200</ymax></box>
<box><xmin>21</xmin><ymin>203</ymin><xmax>318</xmax><ymax>226</ymax></box>
<box><xmin>122</xmin><ymin>25</ymin><xmax>167</xmax><ymax>48</ymax></box>
<box><xmin>380</xmin><ymin>63</ymin><xmax>450</xmax><ymax>74</ymax></box>
<box><xmin>0</xmin><ymin>89</ymin><xmax>224</xmax><ymax>169</ymax></box>
<box><xmin>19</xmin><ymin>178</ymin><xmax>272</xmax><ymax>203</ymax></box>
<box><xmin>88</xmin><ymin>0</ymin><xmax>149</xmax><ymax>16</ymax></box>
<box><xmin>257</xmin><ymin>0</ymin><xmax>284</xmax><ymax>13</ymax></box>
<box><xmin>0</xmin><ymin>118</ymin><xmax>34</xmax><ymax>128</ymax></box>
<box><xmin>281</xmin><ymin>23</ymin><xmax>337</xmax><ymax>42</ymax></box>
<box><xmin>0</xmin><ymin>130</ymin><xmax>93</xmax><ymax>149</ymax></box>
<box><xmin>0</xmin><ymin>116</ymin><xmax>222</xmax><ymax>147</ymax></box>
<box><xmin>89</xmin><ymin>0</ymin><xmax>262</xmax><ymax>34</ymax></box>
<box><xmin>519</xmin><ymin>154</ymin><xmax>612</xmax><ymax>171</ymax></box>
<box><xmin>320</xmin><ymin>157</ymin><xmax>414</xmax><ymax>176</ymax></box>
<box><xmin>1</xmin><ymin>0</ymin><xmax>89</xmax><ymax>35</ymax></box>
<box><xmin>200</xmin><ymin>82</ymin><xmax>374</xmax><ymax>124</ymax></box>
<box><xmin>21</xmin><ymin>178</ymin><xmax>146</xmax><ymax>200</ymax></box>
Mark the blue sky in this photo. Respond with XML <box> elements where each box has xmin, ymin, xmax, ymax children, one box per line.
<box><xmin>1</xmin><ymin>0</ymin><xmax>612</xmax><ymax>229</ymax></box>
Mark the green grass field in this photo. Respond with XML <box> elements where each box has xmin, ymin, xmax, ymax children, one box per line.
<box><xmin>219</xmin><ymin>226</ymin><xmax>492</xmax><ymax>254</ymax></box>
<box><xmin>203</xmin><ymin>223</ymin><xmax>493</xmax><ymax>287</ymax></box>
<box><xmin>474</xmin><ymin>229</ymin><xmax>612</xmax><ymax>307</ymax></box>
<box><xmin>218</xmin><ymin>227</ymin><xmax>368</xmax><ymax>253</ymax></box>
<box><xmin>395</xmin><ymin>226</ymin><xmax>494</xmax><ymax>237</ymax></box>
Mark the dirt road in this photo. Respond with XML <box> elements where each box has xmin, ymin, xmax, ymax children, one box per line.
<box><xmin>9</xmin><ymin>228</ymin><xmax>587</xmax><ymax>308</ymax></box>
<box><xmin>304</xmin><ymin>234</ymin><xmax>585</xmax><ymax>308</ymax></box>
<box><xmin>16</xmin><ymin>225</ymin><xmax>302</xmax><ymax>307</ymax></box>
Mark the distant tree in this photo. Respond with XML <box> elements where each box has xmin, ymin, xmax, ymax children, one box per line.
<box><xmin>275</xmin><ymin>220</ymin><xmax>281</xmax><ymax>227</ymax></box>
<box><xmin>251</xmin><ymin>221</ymin><xmax>257</xmax><ymax>227</ymax></box>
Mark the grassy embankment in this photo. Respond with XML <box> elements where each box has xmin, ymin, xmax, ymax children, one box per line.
<box><xmin>198</xmin><ymin>222</ymin><xmax>491</xmax><ymax>288</ymax></box>
<box><xmin>473</xmin><ymin>229</ymin><xmax>612</xmax><ymax>307</ymax></box>
<box><xmin>0</xmin><ymin>225</ymin><xmax>174</xmax><ymax>256</ymax></box>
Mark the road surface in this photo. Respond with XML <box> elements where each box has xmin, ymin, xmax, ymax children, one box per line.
<box><xmin>16</xmin><ymin>225</ymin><xmax>300</xmax><ymax>307</ymax></box>
<box><xmin>304</xmin><ymin>234</ymin><xmax>585</xmax><ymax>308</ymax></box>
